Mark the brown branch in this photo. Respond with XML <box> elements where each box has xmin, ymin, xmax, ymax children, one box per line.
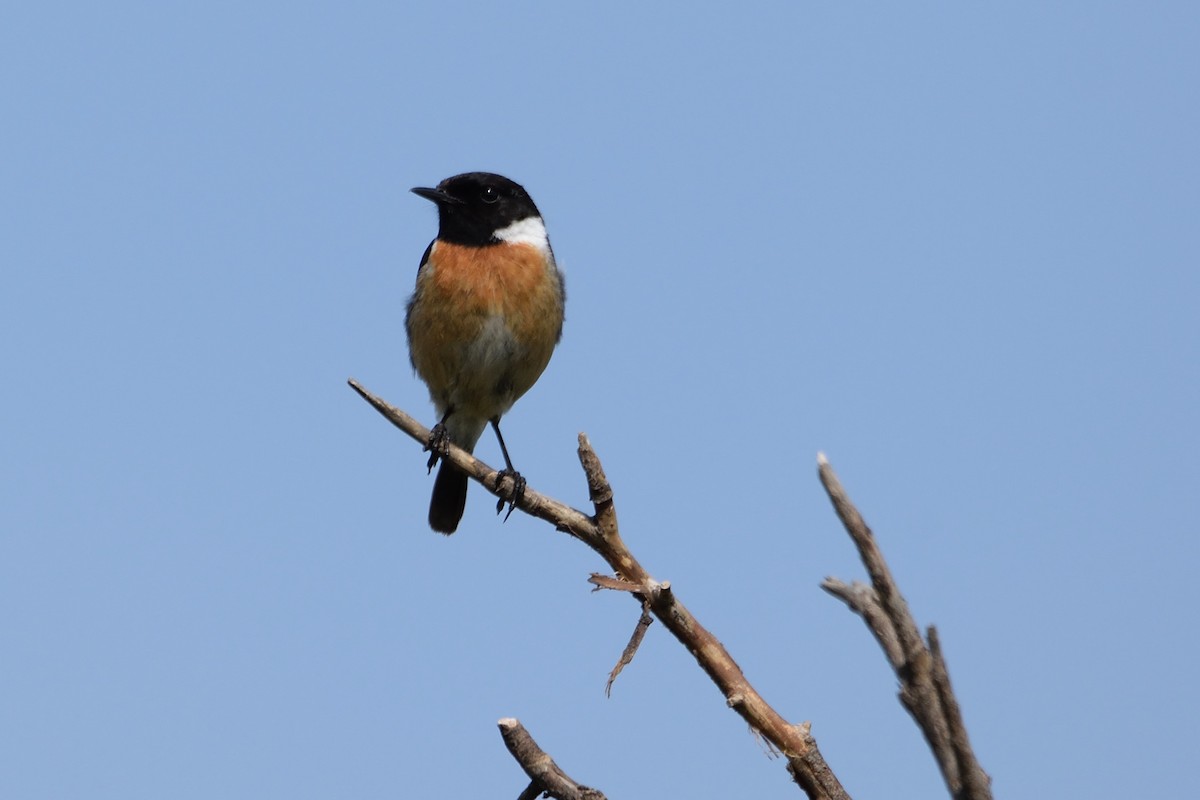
<box><xmin>350</xmin><ymin>380</ymin><xmax>850</xmax><ymax>799</ymax></box>
<box><xmin>348</xmin><ymin>379</ymin><xmax>597</xmax><ymax>542</ymax></box>
<box><xmin>605</xmin><ymin>597</ymin><xmax>653</xmax><ymax>697</ymax></box>
<box><xmin>928</xmin><ymin>627</ymin><xmax>993</xmax><ymax>800</ymax></box>
<box><xmin>515</xmin><ymin>781</ymin><xmax>543</xmax><ymax>800</ymax></box>
<box><xmin>587</xmin><ymin>573</ymin><xmax>640</xmax><ymax>593</ymax></box>
<box><xmin>817</xmin><ymin>453</ymin><xmax>992</xmax><ymax>800</ymax></box>
<box><xmin>588</xmin><ymin>571</ymin><xmax>657</xmax><ymax>694</ymax></box>
<box><xmin>571</xmin><ymin>437</ymin><xmax>848</xmax><ymax>798</ymax></box>
<box><xmin>819</xmin><ymin>578</ymin><xmax>904</xmax><ymax>668</ymax></box>
<box><xmin>498</xmin><ymin>718</ymin><xmax>606</xmax><ymax>800</ymax></box>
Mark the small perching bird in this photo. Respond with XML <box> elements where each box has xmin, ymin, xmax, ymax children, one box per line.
<box><xmin>405</xmin><ymin>172</ymin><xmax>565</xmax><ymax>534</ymax></box>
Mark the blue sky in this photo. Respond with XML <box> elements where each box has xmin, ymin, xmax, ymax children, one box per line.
<box><xmin>3</xmin><ymin>2</ymin><xmax>1197</xmax><ymax>797</ymax></box>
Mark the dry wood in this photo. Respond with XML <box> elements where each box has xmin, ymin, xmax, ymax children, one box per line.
<box><xmin>351</xmin><ymin>379</ymin><xmax>989</xmax><ymax>799</ymax></box>
<box><xmin>817</xmin><ymin>454</ymin><xmax>992</xmax><ymax>800</ymax></box>
<box><xmin>498</xmin><ymin>718</ymin><xmax>606</xmax><ymax>800</ymax></box>
<box><xmin>604</xmin><ymin>597</ymin><xmax>652</xmax><ymax>697</ymax></box>
<box><xmin>349</xmin><ymin>379</ymin><xmax>850</xmax><ymax>799</ymax></box>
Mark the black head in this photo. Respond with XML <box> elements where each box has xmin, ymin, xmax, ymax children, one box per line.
<box><xmin>411</xmin><ymin>172</ymin><xmax>542</xmax><ymax>247</ymax></box>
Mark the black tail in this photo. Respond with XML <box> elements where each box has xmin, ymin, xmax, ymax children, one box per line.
<box><xmin>429</xmin><ymin>460</ymin><xmax>468</xmax><ymax>534</ymax></box>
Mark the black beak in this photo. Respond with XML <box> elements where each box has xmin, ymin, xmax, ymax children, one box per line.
<box><xmin>411</xmin><ymin>186</ymin><xmax>461</xmax><ymax>205</ymax></box>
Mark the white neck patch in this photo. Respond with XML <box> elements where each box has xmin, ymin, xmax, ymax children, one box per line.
<box><xmin>492</xmin><ymin>216</ymin><xmax>550</xmax><ymax>254</ymax></box>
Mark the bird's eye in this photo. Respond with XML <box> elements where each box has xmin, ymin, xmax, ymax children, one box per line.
<box><xmin>480</xmin><ymin>186</ymin><xmax>500</xmax><ymax>204</ymax></box>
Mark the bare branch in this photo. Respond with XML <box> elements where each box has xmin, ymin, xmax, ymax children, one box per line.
<box><xmin>577</xmin><ymin>435</ymin><xmax>618</xmax><ymax>542</ymax></box>
<box><xmin>498</xmin><ymin>718</ymin><xmax>606</xmax><ymax>800</ymax></box>
<box><xmin>605</xmin><ymin>599</ymin><xmax>653</xmax><ymax>697</ymax></box>
<box><xmin>818</xmin><ymin>453</ymin><xmax>992</xmax><ymax>800</ymax></box>
<box><xmin>576</xmin><ymin>434</ymin><xmax>849</xmax><ymax>799</ymax></box>
<box><xmin>350</xmin><ymin>382</ymin><xmax>851</xmax><ymax>799</ymax></box>
<box><xmin>928</xmin><ymin>627</ymin><xmax>993</xmax><ymax>800</ymax></box>
<box><xmin>348</xmin><ymin>379</ymin><xmax>597</xmax><ymax>542</ymax></box>
<box><xmin>816</xmin><ymin>454</ymin><xmax>925</xmax><ymax>662</ymax></box>
<box><xmin>820</xmin><ymin>578</ymin><xmax>904</xmax><ymax>669</ymax></box>
<box><xmin>587</xmin><ymin>573</ymin><xmax>640</xmax><ymax>593</ymax></box>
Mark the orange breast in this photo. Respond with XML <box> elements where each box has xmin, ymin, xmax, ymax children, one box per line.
<box><xmin>407</xmin><ymin>241</ymin><xmax>564</xmax><ymax>416</ymax></box>
<box><xmin>425</xmin><ymin>241</ymin><xmax>561</xmax><ymax>327</ymax></box>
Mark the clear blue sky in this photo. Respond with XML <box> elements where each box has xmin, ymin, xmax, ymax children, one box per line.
<box><xmin>3</xmin><ymin>2</ymin><xmax>1197</xmax><ymax>797</ymax></box>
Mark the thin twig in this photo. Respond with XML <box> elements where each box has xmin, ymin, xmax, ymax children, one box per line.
<box><xmin>818</xmin><ymin>453</ymin><xmax>992</xmax><ymax>800</ymax></box>
<box><xmin>348</xmin><ymin>379</ymin><xmax>597</xmax><ymax>542</ymax></box>
<box><xmin>498</xmin><ymin>718</ymin><xmax>606</xmax><ymax>800</ymax></box>
<box><xmin>605</xmin><ymin>598</ymin><xmax>653</xmax><ymax>696</ymax></box>
<box><xmin>587</xmin><ymin>574</ymin><xmax>641</xmax><ymax>593</ymax></box>
<box><xmin>819</xmin><ymin>578</ymin><xmax>904</xmax><ymax>669</ymax></box>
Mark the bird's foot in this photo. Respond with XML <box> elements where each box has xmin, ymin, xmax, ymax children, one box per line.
<box><xmin>494</xmin><ymin>468</ymin><xmax>527</xmax><ymax>522</ymax></box>
<box><xmin>424</xmin><ymin>423</ymin><xmax>451</xmax><ymax>472</ymax></box>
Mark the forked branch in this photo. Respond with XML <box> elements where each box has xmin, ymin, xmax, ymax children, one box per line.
<box><xmin>348</xmin><ymin>378</ymin><xmax>849</xmax><ymax>798</ymax></box>
<box><xmin>498</xmin><ymin>718</ymin><xmax>606</xmax><ymax>800</ymax></box>
<box><xmin>818</xmin><ymin>454</ymin><xmax>992</xmax><ymax>800</ymax></box>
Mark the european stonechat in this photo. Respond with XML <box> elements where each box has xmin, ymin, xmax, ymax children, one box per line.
<box><xmin>406</xmin><ymin>172</ymin><xmax>565</xmax><ymax>534</ymax></box>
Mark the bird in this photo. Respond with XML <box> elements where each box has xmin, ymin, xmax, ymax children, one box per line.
<box><xmin>405</xmin><ymin>172</ymin><xmax>565</xmax><ymax>534</ymax></box>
